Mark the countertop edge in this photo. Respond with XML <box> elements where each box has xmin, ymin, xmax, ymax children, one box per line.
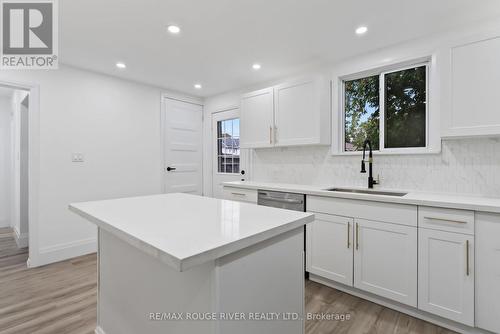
<box><xmin>223</xmin><ymin>182</ymin><xmax>500</xmax><ymax>214</ymax></box>
<box><xmin>69</xmin><ymin>204</ymin><xmax>184</xmax><ymax>271</ymax></box>
<box><xmin>69</xmin><ymin>203</ymin><xmax>314</xmax><ymax>272</ymax></box>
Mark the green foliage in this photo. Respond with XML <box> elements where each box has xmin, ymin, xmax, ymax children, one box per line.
<box><xmin>344</xmin><ymin>75</ymin><xmax>379</xmax><ymax>151</ymax></box>
<box><xmin>385</xmin><ymin>66</ymin><xmax>426</xmax><ymax>148</ymax></box>
<box><xmin>344</xmin><ymin>66</ymin><xmax>426</xmax><ymax>151</ymax></box>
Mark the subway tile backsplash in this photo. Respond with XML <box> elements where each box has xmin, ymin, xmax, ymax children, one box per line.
<box><xmin>251</xmin><ymin>137</ymin><xmax>500</xmax><ymax>197</ymax></box>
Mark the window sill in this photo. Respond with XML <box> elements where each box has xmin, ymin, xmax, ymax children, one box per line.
<box><xmin>331</xmin><ymin>146</ymin><xmax>441</xmax><ymax>156</ymax></box>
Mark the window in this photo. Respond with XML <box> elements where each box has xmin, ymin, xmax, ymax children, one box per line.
<box><xmin>216</xmin><ymin>118</ymin><xmax>240</xmax><ymax>173</ymax></box>
<box><xmin>342</xmin><ymin>64</ymin><xmax>427</xmax><ymax>153</ymax></box>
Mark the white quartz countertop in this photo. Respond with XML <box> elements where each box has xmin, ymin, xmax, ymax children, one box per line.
<box><xmin>224</xmin><ymin>181</ymin><xmax>500</xmax><ymax>214</ymax></box>
<box><xmin>69</xmin><ymin>193</ymin><xmax>313</xmax><ymax>272</ymax></box>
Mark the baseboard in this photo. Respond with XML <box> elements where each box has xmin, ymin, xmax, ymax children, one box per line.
<box><xmin>95</xmin><ymin>326</ymin><xmax>105</xmax><ymax>334</ymax></box>
<box><xmin>29</xmin><ymin>237</ymin><xmax>97</xmax><ymax>267</ymax></box>
<box><xmin>13</xmin><ymin>227</ymin><xmax>29</xmax><ymax>248</ymax></box>
<box><xmin>309</xmin><ymin>274</ymin><xmax>490</xmax><ymax>334</ymax></box>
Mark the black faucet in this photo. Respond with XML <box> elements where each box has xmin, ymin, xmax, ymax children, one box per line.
<box><xmin>360</xmin><ymin>139</ymin><xmax>377</xmax><ymax>189</ymax></box>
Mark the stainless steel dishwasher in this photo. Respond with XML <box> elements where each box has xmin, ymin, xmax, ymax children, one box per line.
<box><xmin>257</xmin><ymin>190</ymin><xmax>305</xmax><ymax>212</ymax></box>
<box><xmin>257</xmin><ymin>190</ymin><xmax>308</xmax><ymax>277</ymax></box>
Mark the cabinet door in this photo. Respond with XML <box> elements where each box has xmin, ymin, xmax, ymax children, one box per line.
<box><xmin>306</xmin><ymin>213</ymin><xmax>353</xmax><ymax>286</ymax></box>
<box><xmin>354</xmin><ymin>219</ymin><xmax>417</xmax><ymax>306</ymax></box>
<box><xmin>274</xmin><ymin>77</ymin><xmax>329</xmax><ymax>146</ymax></box>
<box><xmin>240</xmin><ymin>87</ymin><xmax>274</xmax><ymax>148</ymax></box>
<box><xmin>476</xmin><ymin>213</ymin><xmax>500</xmax><ymax>333</ymax></box>
<box><xmin>418</xmin><ymin>229</ymin><xmax>474</xmax><ymax>326</ymax></box>
<box><xmin>442</xmin><ymin>32</ymin><xmax>500</xmax><ymax>137</ymax></box>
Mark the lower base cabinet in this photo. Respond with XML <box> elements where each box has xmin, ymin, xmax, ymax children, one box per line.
<box><xmin>306</xmin><ymin>212</ymin><xmax>417</xmax><ymax>307</ymax></box>
<box><xmin>354</xmin><ymin>219</ymin><xmax>418</xmax><ymax>307</ymax></box>
<box><xmin>476</xmin><ymin>213</ymin><xmax>500</xmax><ymax>333</ymax></box>
<box><xmin>418</xmin><ymin>228</ymin><xmax>474</xmax><ymax>326</ymax></box>
<box><xmin>306</xmin><ymin>213</ymin><xmax>353</xmax><ymax>286</ymax></box>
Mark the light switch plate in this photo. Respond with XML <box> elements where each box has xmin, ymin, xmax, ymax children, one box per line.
<box><xmin>72</xmin><ymin>153</ymin><xmax>84</xmax><ymax>162</ymax></box>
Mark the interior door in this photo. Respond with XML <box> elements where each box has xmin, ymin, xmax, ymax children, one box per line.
<box><xmin>212</xmin><ymin>109</ymin><xmax>248</xmax><ymax>199</ymax></box>
<box><xmin>163</xmin><ymin>98</ymin><xmax>203</xmax><ymax>195</ymax></box>
<box><xmin>353</xmin><ymin>218</ymin><xmax>418</xmax><ymax>307</ymax></box>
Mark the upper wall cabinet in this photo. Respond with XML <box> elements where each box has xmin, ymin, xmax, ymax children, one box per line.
<box><xmin>441</xmin><ymin>29</ymin><xmax>500</xmax><ymax>138</ymax></box>
<box><xmin>240</xmin><ymin>76</ymin><xmax>330</xmax><ymax>149</ymax></box>
<box><xmin>240</xmin><ymin>87</ymin><xmax>275</xmax><ymax>148</ymax></box>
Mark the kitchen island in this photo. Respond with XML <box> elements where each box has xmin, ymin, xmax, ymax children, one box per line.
<box><xmin>69</xmin><ymin>193</ymin><xmax>314</xmax><ymax>334</ymax></box>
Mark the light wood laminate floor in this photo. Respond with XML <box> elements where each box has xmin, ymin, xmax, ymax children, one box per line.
<box><xmin>0</xmin><ymin>227</ymin><xmax>456</xmax><ymax>334</ymax></box>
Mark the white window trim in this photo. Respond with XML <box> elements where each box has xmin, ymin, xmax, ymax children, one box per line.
<box><xmin>331</xmin><ymin>56</ymin><xmax>441</xmax><ymax>156</ymax></box>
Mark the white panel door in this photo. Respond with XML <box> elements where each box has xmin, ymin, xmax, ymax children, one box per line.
<box><xmin>211</xmin><ymin>109</ymin><xmax>249</xmax><ymax>199</ymax></box>
<box><xmin>163</xmin><ymin>98</ymin><xmax>203</xmax><ymax>195</ymax></box>
<box><xmin>274</xmin><ymin>77</ymin><xmax>322</xmax><ymax>146</ymax></box>
<box><xmin>418</xmin><ymin>228</ymin><xmax>474</xmax><ymax>326</ymax></box>
<box><xmin>306</xmin><ymin>213</ymin><xmax>353</xmax><ymax>286</ymax></box>
<box><xmin>240</xmin><ymin>87</ymin><xmax>274</xmax><ymax>148</ymax></box>
<box><xmin>354</xmin><ymin>219</ymin><xmax>417</xmax><ymax>307</ymax></box>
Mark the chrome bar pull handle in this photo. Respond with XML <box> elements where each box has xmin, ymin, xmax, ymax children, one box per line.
<box><xmin>347</xmin><ymin>222</ymin><xmax>351</xmax><ymax>249</ymax></box>
<box><xmin>466</xmin><ymin>239</ymin><xmax>470</xmax><ymax>276</ymax></box>
<box><xmin>356</xmin><ymin>223</ymin><xmax>359</xmax><ymax>250</ymax></box>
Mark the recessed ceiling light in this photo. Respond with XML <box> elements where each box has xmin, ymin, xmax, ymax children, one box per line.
<box><xmin>355</xmin><ymin>26</ymin><xmax>368</xmax><ymax>35</ymax></box>
<box><xmin>252</xmin><ymin>63</ymin><xmax>261</xmax><ymax>70</ymax></box>
<box><xmin>116</xmin><ymin>62</ymin><xmax>126</xmax><ymax>69</ymax></box>
<box><xmin>194</xmin><ymin>83</ymin><xmax>202</xmax><ymax>89</ymax></box>
<box><xmin>167</xmin><ymin>25</ymin><xmax>181</xmax><ymax>34</ymax></box>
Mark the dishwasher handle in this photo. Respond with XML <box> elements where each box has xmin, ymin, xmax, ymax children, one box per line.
<box><xmin>258</xmin><ymin>195</ymin><xmax>304</xmax><ymax>205</ymax></box>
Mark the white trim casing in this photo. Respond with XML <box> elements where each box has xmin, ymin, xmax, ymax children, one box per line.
<box><xmin>332</xmin><ymin>56</ymin><xmax>441</xmax><ymax>155</ymax></box>
<box><xmin>0</xmin><ymin>80</ymin><xmax>41</xmax><ymax>267</ymax></box>
<box><xmin>13</xmin><ymin>227</ymin><xmax>28</xmax><ymax>248</ymax></box>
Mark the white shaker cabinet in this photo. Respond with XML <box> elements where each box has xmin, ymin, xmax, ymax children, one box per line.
<box><xmin>476</xmin><ymin>213</ymin><xmax>500</xmax><ymax>334</ymax></box>
<box><xmin>274</xmin><ymin>77</ymin><xmax>330</xmax><ymax>146</ymax></box>
<box><xmin>353</xmin><ymin>219</ymin><xmax>418</xmax><ymax>307</ymax></box>
<box><xmin>222</xmin><ymin>187</ymin><xmax>257</xmax><ymax>204</ymax></box>
<box><xmin>417</xmin><ymin>207</ymin><xmax>475</xmax><ymax>326</ymax></box>
<box><xmin>240</xmin><ymin>87</ymin><xmax>274</xmax><ymax>148</ymax></box>
<box><xmin>306</xmin><ymin>213</ymin><xmax>353</xmax><ymax>286</ymax></box>
<box><xmin>441</xmin><ymin>30</ymin><xmax>500</xmax><ymax>138</ymax></box>
<box><xmin>240</xmin><ymin>76</ymin><xmax>330</xmax><ymax>148</ymax></box>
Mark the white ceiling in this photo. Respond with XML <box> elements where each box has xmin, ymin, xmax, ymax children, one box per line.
<box><xmin>60</xmin><ymin>0</ymin><xmax>500</xmax><ymax>97</ymax></box>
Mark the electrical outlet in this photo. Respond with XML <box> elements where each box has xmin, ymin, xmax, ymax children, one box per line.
<box><xmin>72</xmin><ymin>153</ymin><xmax>84</xmax><ymax>162</ymax></box>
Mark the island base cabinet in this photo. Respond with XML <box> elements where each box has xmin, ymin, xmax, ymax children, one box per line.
<box><xmin>476</xmin><ymin>213</ymin><xmax>500</xmax><ymax>333</ymax></box>
<box><xmin>97</xmin><ymin>228</ymin><xmax>305</xmax><ymax>334</ymax></box>
<box><xmin>306</xmin><ymin>213</ymin><xmax>354</xmax><ymax>286</ymax></box>
<box><xmin>418</xmin><ymin>228</ymin><xmax>474</xmax><ymax>326</ymax></box>
<box><xmin>353</xmin><ymin>219</ymin><xmax>418</xmax><ymax>307</ymax></box>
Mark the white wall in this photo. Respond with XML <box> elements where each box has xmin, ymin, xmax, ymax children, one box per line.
<box><xmin>0</xmin><ymin>65</ymin><xmax>185</xmax><ymax>266</ymax></box>
<box><xmin>203</xmin><ymin>19</ymin><xmax>500</xmax><ymax>198</ymax></box>
<box><xmin>0</xmin><ymin>96</ymin><xmax>12</xmax><ymax>228</ymax></box>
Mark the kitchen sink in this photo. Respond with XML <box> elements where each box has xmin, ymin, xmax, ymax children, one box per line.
<box><xmin>324</xmin><ymin>188</ymin><xmax>408</xmax><ymax>197</ymax></box>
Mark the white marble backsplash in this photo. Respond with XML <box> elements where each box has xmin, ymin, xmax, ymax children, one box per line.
<box><xmin>251</xmin><ymin>137</ymin><xmax>500</xmax><ymax>197</ymax></box>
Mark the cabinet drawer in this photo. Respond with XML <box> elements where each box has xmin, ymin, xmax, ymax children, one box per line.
<box><xmin>418</xmin><ymin>206</ymin><xmax>474</xmax><ymax>235</ymax></box>
<box><xmin>307</xmin><ymin>196</ymin><xmax>417</xmax><ymax>227</ymax></box>
<box><xmin>223</xmin><ymin>187</ymin><xmax>257</xmax><ymax>203</ymax></box>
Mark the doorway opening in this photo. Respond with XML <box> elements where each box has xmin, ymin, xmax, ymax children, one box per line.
<box><xmin>0</xmin><ymin>85</ymin><xmax>30</xmax><ymax>254</ymax></box>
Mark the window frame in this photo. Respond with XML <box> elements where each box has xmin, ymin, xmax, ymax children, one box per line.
<box><xmin>333</xmin><ymin>58</ymin><xmax>440</xmax><ymax>156</ymax></box>
<box><xmin>215</xmin><ymin>117</ymin><xmax>241</xmax><ymax>175</ymax></box>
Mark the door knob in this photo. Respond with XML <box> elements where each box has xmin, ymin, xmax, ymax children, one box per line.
<box><xmin>166</xmin><ymin>167</ymin><xmax>176</xmax><ymax>172</ymax></box>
